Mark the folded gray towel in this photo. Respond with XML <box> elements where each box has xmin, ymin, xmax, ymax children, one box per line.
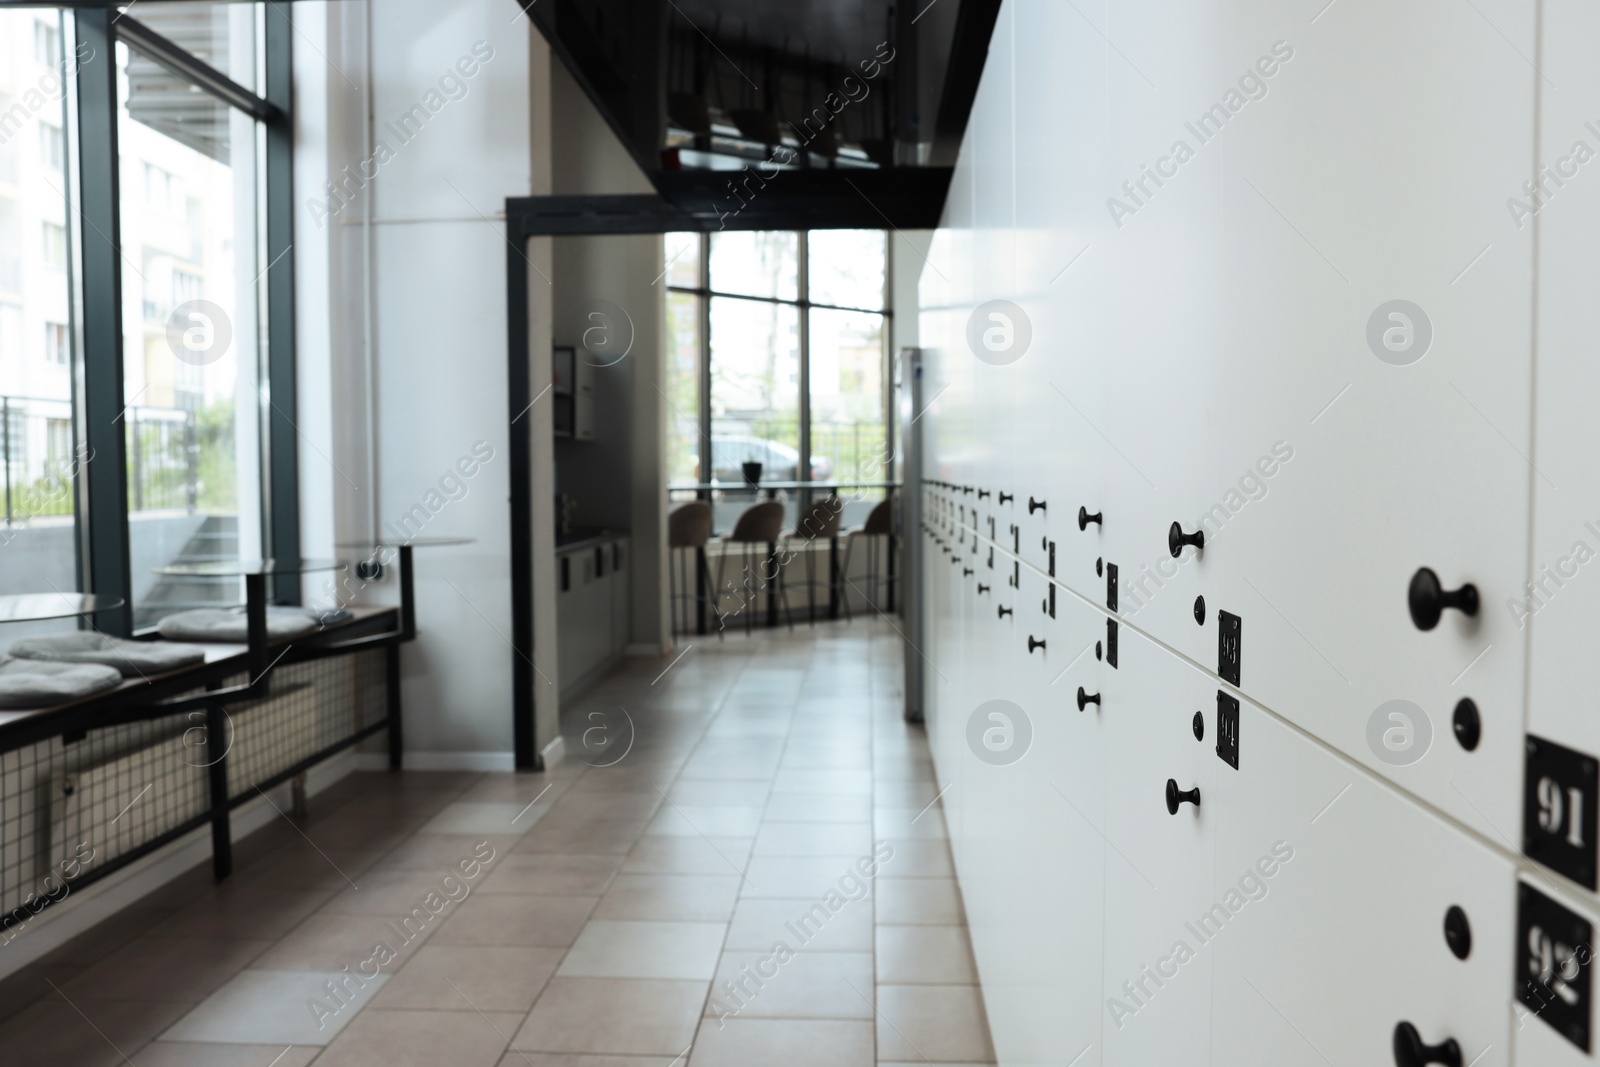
<box><xmin>8</xmin><ymin>632</ymin><xmax>208</xmax><ymax>677</ymax></box>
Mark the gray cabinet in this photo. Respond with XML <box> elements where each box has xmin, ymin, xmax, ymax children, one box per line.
<box><xmin>556</xmin><ymin>534</ymin><xmax>629</xmax><ymax>700</ymax></box>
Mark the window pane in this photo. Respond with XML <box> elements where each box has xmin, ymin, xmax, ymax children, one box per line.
<box><xmin>809</xmin><ymin>229</ymin><xmax>886</xmax><ymax>310</ymax></box>
<box><xmin>809</xmin><ymin>308</ymin><xmax>886</xmax><ymax>523</ymax></box>
<box><xmin>665</xmin><ymin>291</ymin><xmax>701</xmax><ymax>484</ymax></box>
<box><xmin>709</xmin><ymin>296</ymin><xmax>800</xmax><ymax>485</ymax></box>
<box><xmin>121</xmin><ymin>2</ymin><xmax>260</xmax><ymax>94</ymax></box>
<box><xmin>709</xmin><ymin>231</ymin><xmax>798</xmax><ymax>301</ymax></box>
<box><xmin>0</xmin><ymin>9</ymin><xmax>83</xmax><ymax>651</ymax></box>
<box><xmin>118</xmin><ymin>39</ymin><xmax>264</xmax><ymax>628</ymax></box>
<box><xmin>664</xmin><ymin>232</ymin><xmax>701</xmax><ymax>290</ymax></box>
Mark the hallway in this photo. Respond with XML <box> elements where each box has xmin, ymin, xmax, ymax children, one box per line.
<box><xmin>0</xmin><ymin>620</ymin><xmax>993</xmax><ymax>1067</ymax></box>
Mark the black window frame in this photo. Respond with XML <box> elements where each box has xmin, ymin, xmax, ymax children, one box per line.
<box><xmin>54</xmin><ymin>0</ymin><xmax>299</xmax><ymax>636</ymax></box>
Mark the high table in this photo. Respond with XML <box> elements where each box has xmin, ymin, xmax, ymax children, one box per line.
<box><xmin>666</xmin><ymin>481</ymin><xmax>902</xmax><ymax>627</ymax></box>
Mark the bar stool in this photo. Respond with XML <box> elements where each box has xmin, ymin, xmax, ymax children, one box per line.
<box><xmin>780</xmin><ymin>494</ymin><xmax>845</xmax><ymax>624</ymax></box>
<box><xmin>668</xmin><ymin>501</ymin><xmax>718</xmax><ymax>636</ymax></box>
<box><xmin>714</xmin><ymin>500</ymin><xmax>792</xmax><ymax>633</ymax></box>
<box><xmin>841</xmin><ymin>497</ymin><xmax>895</xmax><ymax>615</ymax></box>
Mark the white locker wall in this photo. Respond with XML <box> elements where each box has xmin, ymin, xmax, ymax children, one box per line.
<box><xmin>914</xmin><ymin>0</ymin><xmax>1598</xmax><ymax>1061</ymax></box>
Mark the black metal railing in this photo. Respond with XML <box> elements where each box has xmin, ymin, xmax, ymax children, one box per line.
<box><xmin>1</xmin><ymin>395</ymin><xmax>227</xmax><ymax>525</ymax></box>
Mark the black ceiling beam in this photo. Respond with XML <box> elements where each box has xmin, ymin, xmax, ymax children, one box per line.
<box><xmin>506</xmin><ymin>166</ymin><xmax>952</xmax><ymax>235</ymax></box>
<box><xmin>931</xmin><ymin>0</ymin><xmax>1003</xmax><ymax>166</ymax></box>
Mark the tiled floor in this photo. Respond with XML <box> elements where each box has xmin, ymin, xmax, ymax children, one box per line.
<box><xmin>0</xmin><ymin>618</ymin><xmax>994</xmax><ymax>1066</ymax></box>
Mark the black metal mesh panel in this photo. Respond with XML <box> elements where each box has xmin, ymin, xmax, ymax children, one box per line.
<box><xmin>0</xmin><ymin>646</ymin><xmax>389</xmax><ymax>933</ymax></box>
<box><xmin>225</xmin><ymin>650</ymin><xmax>387</xmax><ymax>797</ymax></box>
<box><xmin>0</xmin><ymin>711</ymin><xmax>209</xmax><ymax>930</ymax></box>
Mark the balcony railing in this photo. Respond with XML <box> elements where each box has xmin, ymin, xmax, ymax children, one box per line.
<box><xmin>1</xmin><ymin>395</ymin><xmax>215</xmax><ymax>526</ymax></box>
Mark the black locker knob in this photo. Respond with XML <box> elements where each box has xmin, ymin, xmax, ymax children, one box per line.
<box><xmin>963</xmin><ymin>568</ymin><xmax>974</xmax><ymax>577</ymax></box>
<box><xmin>977</xmin><ymin>584</ymin><xmax>990</xmax><ymax>595</ymax></box>
<box><xmin>1077</xmin><ymin>688</ymin><xmax>1101</xmax><ymax>711</ymax></box>
<box><xmin>1028</xmin><ymin>636</ymin><xmax>1046</xmax><ymax>654</ymax></box>
<box><xmin>1028</xmin><ymin>497</ymin><xmax>1047</xmax><ymax>515</ymax></box>
<box><xmin>1408</xmin><ymin>568</ymin><xmax>1479</xmax><ymax>631</ymax></box>
<box><xmin>1079</xmin><ymin>506</ymin><xmax>1103</xmax><ymax>530</ymax></box>
<box><xmin>1392</xmin><ymin>1022</ymin><xmax>1461</xmax><ymax>1067</ymax></box>
<box><xmin>963</xmin><ymin>485</ymin><xmax>974</xmax><ymax>495</ymax></box>
<box><xmin>998</xmin><ymin>492</ymin><xmax>1014</xmax><ymax>505</ymax></box>
<box><xmin>1165</xmin><ymin>779</ymin><xmax>1201</xmax><ymax>814</ymax></box>
<box><xmin>978</xmin><ymin>489</ymin><xmax>991</xmax><ymax>500</ymax></box>
<box><xmin>1168</xmin><ymin>522</ymin><xmax>1204</xmax><ymax>558</ymax></box>
<box><xmin>998</xmin><ymin>605</ymin><xmax>1013</xmax><ymax>618</ymax></box>
<box><xmin>1452</xmin><ymin>699</ymin><xmax>1481</xmax><ymax>752</ymax></box>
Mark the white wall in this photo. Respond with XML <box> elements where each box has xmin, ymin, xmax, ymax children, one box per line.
<box><xmin>297</xmin><ymin>0</ymin><xmax>545</xmax><ymax>766</ymax></box>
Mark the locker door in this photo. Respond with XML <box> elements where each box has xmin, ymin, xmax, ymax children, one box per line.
<box><xmin>1209</xmin><ymin>698</ymin><xmax>1515</xmax><ymax>1066</ymax></box>
<box><xmin>1088</xmin><ymin>0</ymin><xmax>1535</xmax><ymax>842</ymax></box>
<box><xmin>961</xmin><ymin>571</ymin><xmax>1109</xmax><ymax>1067</ymax></box>
<box><xmin>1525</xmin><ymin>0</ymin><xmax>1600</xmax><ymax>900</ymax></box>
<box><xmin>1099</xmin><ymin>625</ymin><xmax>1218</xmax><ymax>1066</ymax></box>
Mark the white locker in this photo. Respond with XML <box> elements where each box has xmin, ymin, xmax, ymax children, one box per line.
<box><xmin>1524</xmin><ymin>0</ymin><xmax>1600</xmax><ymax>902</ymax></box>
<box><xmin>1012</xmin><ymin>0</ymin><xmax>1538</xmax><ymax>845</ymax></box>
<box><xmin>1210</xmin><ymin>697</ymin><xmax>1515</xmax><ymax>1066</ymax></box>
<box><xmin>1099</xmin><ymin>623</ymin><xmax>1218</xmax><ymax>1066</ymax></box>
<box><xmin>959</xmin><ymin>570</ymin><xmax>1109</xmax><ymax>1067</ymax></box>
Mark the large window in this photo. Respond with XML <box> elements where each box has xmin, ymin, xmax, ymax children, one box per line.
<box><xmin>0</xmin><ymin>8</ymin><xmax>81</xmax><ymax>647</ymax></box>
<box><xmin>0</xmin><ymin>3</ymin><xmax>294</xmax><ymax>645</ymax></box>
<box><xmin>116</xmin><ymin>10</ymin><xmax>266</xmax><ymax>627</ymax></box>
<box><xmin>667</xmin><ymin>230</ymin><xmax>890</xmax><ymax>531</ymax></box>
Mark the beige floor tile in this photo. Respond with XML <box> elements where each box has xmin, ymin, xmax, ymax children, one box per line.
<box><xmin>771</xmin><ymin>769</ymin><xmax>872</xmax><ymax>796</ymax></box>
<box><xmin>63</xmin><ymin>936</ymin><xmax>271</xmax><ymax>1004</ymax></box>
<box><xmin>687</xmin><ymin>1017</ymin><xmax>874</xmax><ymax>1067</ymax></box>
<box><xmin>550</xmin><ymin>791</ymin><xmax>665</xmax><ymax>820</ymax></box>
<box><xmin>557</xmin><ymin>920</ymin><xmax>727</xmax><ymax>980</ymax></box>
<box><xmin>512</xmin><ymin>977</ymin><xmax>707</xmax><ymax>1055</ymax></box>
<box><xmin>707</xmin><ymin>950</ymin><xmax>873</xmax><ymax>1020</ymax></box>
<box><xmin>368</xmin><ymin>944</ymin><xmax>564</xmax><ymax>1011</ymax></box>
<box><xmin>129</xmin><ymin>1042</ymin><xmax>320</xmax><ymax>1066</ymax></box>
<box><xmin>874</xmin><ymin>879</ymin><xmax>965</xmax><ymax>925</ymax></box>
<box><xmin>314</xmin><ymin>1008</ymin><xmax>522</xmax><ymax>1066</ymax></box>
<box><xmin>874</xmin><ymin>807</ymin><xmax>949</xmax><ymax>842</ymax></box>
<box><xmin>232</xmin><ymin>845</ymin><xmax>382</xmax><ymax>891</ymax></box>
<box><xmin>762</xmin><ymin>793</ymin><xmax>872</xmax><ymax>824</ymax></box>
<box><xmin>495</xmin><ymin>1056</ymin><xmax>683</xmax><ymax>1067</ymax></box>
<box><xmin>516</xmin><ymin>818</ymin><xmax>649</xmax><ymax>854</ymax></box>
<box><xmin>432</xmin><ymin>893</ymin><xmax>597</xmax><ymax>947</ymax></box>
<box><xmin>874</xmin><ymin>985</ymin><xmax>995</xmax><ymax>1062</ymax></box>
<box><xmin>622</xmin><ymin>836</ymin><xmax>754</xmax><ymax>876</ymax></box>
<box><xmin>877</xmin><ymin>839</ymin><xmax>954</xmax><ymax>878</ymax></box>
<box><xmin>419</xmin><ymin>802</ymin><xmax>548</xmax><ymax>835</ymax></box>
<box><xmin>593</xmin><ymin>874</ymin><xmax>741</xmax><ymax>922</ymax></box>
<box><xmin>0</xmin><ymin>996</ymin><xmax>191</xmax><ymax>1067</ymax></box>
<box><xmin>875</xmin><ymin>925</ymin><xmax>978</xmax><ymax>984</ymax></box>
<box><xmin>777</xmin><ymin>746</ymin><xmax>871</xmax><ymax>770</ymax></box>
<box><xmin>741</xmin><ymin>856</ymin><xmax>877</xmax><ymax>899</ymax></box>
<box><xmin>873</xmin><ymin>774</ymin><xmax>938</xmax><ymax>803</ymax></box>
<box><xmin>248</xmin><ymin>909</ymin><xmax>437</xmax><ymax>972</ymax></box>
<box><xmin>665</xmin><ymin>780</ymin><xmax>771</xmax><ymax>807</ymax></box>
<box><xmin>645</xmin><ymin>805</ymin><xmax>765</xmax><ymax>837</ymax></box>
<box><xmin>143</xmin><ymin>886</ymin><xmax>334</xmax><ymax>941</ymax></box>
<box><xmin>753</xmin><ymin>822</ymin><xmax>873</xmax><ymax>857</ymax></box>
<box><xmin>478</xmin><ymin>852</ymin><xmax>625</xmax><ymax>895</ymax></box>
<box><xmin>316</xmin><ymin>868</ymin><xmax>466</xmax><ymax>916</ymax></box>
<box><xmin>724</xmin><ymin>897</ymin><xmax>873</xmax><ymax>953</ymax></box>
<box><xmin>373</xmin><ymin>833</ymin><xmax>518</xmax><ymax>872</ymax></box>
<box><xmin>162</xmin><ymin>969</ymin><xmax>388</xmax><ymax>1045</ymax></box>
